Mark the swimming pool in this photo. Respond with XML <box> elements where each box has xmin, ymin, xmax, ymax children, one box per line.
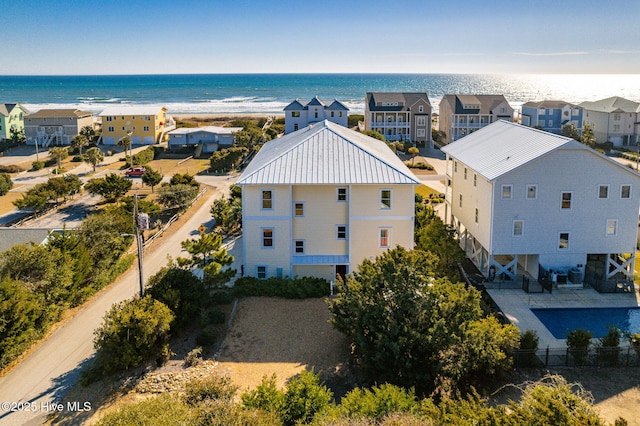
<box><xmin>531</xmin><ymin>307</ymin><xmax>640</xmax><ymax>339</ymax></box>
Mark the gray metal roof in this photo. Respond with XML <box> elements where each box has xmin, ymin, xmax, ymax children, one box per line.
<box><xmin>579</xmin><ymin>96</ymin><xmax>640</xmax><ymax>113</ymax></box>
<box><xmin>522</xmin><ymin>100</ymin><xmax>581</xmax><ymax>109</ymax></box>
<box><xmin>441</xmin><ymin>120</ymin><xmax>581</xmax><ymax>181</ymax></box>
<box><xmin>237</xmin><ymin>120</ymin><xmax>419</xmax><ymax>185</ymax></box>
<box><xmin>283</xmin><ymin>97</ymin><xmax>350</xmax><ymax>112</ymax></box>
<box><xmin>440</xmin><ymin>94</ymin><xmax>512</xmax><ymax>115</ymax></box>
<box><xmin>366</xmin><ymin>92</ymin><xmax>431</xmax><ymax>112</ymax></box>
<box><xmin>0</xmin><ymin>228</ymin><xmax>52</xmax><ymax>253</ymax></box>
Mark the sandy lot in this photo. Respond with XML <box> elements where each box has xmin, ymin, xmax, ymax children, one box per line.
<box><xmin>217</xmin><ymin>297</ymin><xmax>351</xmax><ymax>394</ymax></box>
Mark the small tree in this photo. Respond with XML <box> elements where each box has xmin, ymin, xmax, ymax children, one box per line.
<box><xmin>83</xmin><ymin>147</ymin><xmax>104</xmax><ymax>172</ymax></box>
<box><xmin>408</xmin><ymin>146</ymin><xmax>420</xmax><ymax>165</ymax></box>
<box><xmin>566</xmin><ymin>328</ymin><xmax>592</xmax><ymax>365</ymax></box>
<box><xmin>141</xmin><ymin>167</ymin><xmax>163</xmax><ymax>192</ymax></box>
<box><xmin>79</xmin><ymin>125</ymin><xmax>96</xmax><ymax>144</ymax></box>
<box><xmin>90</xmin><ymin>296</ymin><xmax>174</xmax><ymax>377</ymax></box>
<box><xmin>519</xmin><ymin>330</ymin><xmax>540</xmax><ymax>367</ymax></box>
<box><xmin>118</xmin><ymin>134</ymin><xmax>133</xmax><ymax>163</ymax></box>
<box><xmin>71</xmin><ymin>134</ymin><xmax>89</xmax><ymax>155</ymax></box>
<box><xmin>157</xmin><ymin>183</ymin><xmax>198</xmax><ymax>210</ymax></box>
<box><xmin>48</xmin><ymin>146</ymin><xmax>69</xmax><ymax>170</ymax></box>
<box><xmin>177</xmin><ymin>231</ymin><xmax>235</xmax><ymax>287</ymax></box>
<box><xmin>561</xmin><ymin>123</ymin><xmax>581</xmax><ymax>141</ymax></box>
<box><xmin>282</xmin><ymin>371</ymin><xmax>333</xmax><ymax>426</ymax></box>
<box><xmin>9</xmin><ymin>128</ymin><xmax>26</xmax><ymax>144</ymax></box>
<box><xmin>0</xmin><ymin>173</ymin><xmax>13</xmax><ymax>196</ymax></box>
<box><xmin>85</xmin><ymin>173</ymin><xmax>132</xmax><ymax>202</ymax></box>
<box><xmin>581</xmin><ymin>124</ymin><xmax>596</xmax><ymax>148</ymax></box>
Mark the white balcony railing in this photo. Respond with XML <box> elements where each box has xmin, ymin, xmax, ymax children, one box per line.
<box><xmin>372</xmin><ymin>121</ymin><xmax>410</xmax><ymax>128</ymax></box>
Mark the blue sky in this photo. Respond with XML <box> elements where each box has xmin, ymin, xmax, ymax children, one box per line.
<box><xmin>1</xmin><ymin>0</ymin><xmax>639</xmax><ymax>75</ymax></box>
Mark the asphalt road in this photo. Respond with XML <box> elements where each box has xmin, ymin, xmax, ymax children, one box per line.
<box><xmin>0</xmin><ymin>181</ymin><xmax>231</xmax><ymax>425</ymax></box>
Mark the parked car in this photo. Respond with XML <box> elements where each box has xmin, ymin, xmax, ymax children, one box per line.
<box><xmin>125</xmin><ymin>166</ymin><xmax>146</xmax><ymax>177</ymax></box>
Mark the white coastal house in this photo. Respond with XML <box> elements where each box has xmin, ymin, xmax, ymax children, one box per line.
<box><xmin>283</xmin><ymin>96</ymin><xmax>349</xmax><ymax>134</ymax></box>
<box><xmin>167</xmin><ymin>126</ymin><xmax>243</xmax><ymax>155</ymax></box>
<box><xmin>580</xmin><ymin>96</ymin><xmax>640</xmax><ymax>147</ymax></box>
<box><xmin>441</xmin><ymin>120</ymin><xmax>640</xmax><ymax>291</ymax></box>
<box><xmin>237</xmin><ymin>120</ymin><xmax>419</xmax><ymax>282</ymax></box>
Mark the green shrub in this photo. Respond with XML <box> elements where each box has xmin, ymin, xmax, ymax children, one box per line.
<box><xmin>348</xmin><ymin>114</ymin><xmax>364</xmax><ymax>127</ymax></box>
<box><xmin>131</xmin><ymin>146</ymin><xmax>155</xmax><ymax>165</ymax></box>
<box><xmin>282</xmin><ymin>370</ymin><xmax>333</xmax><ymax>426</ymax></box>
<box><xmin>338</xmin><ymin>383</ymin><xmax>418</xmax><ymax>420</ymax></box>
<box><xmin>0</xmin><ymin>164</ymin><xmax>23</xmax><ymax>173</ymax></box>
<box><xmin>241</xmin><ymin>374</ymin><xmax>285</xmax><ymax>414</ymax></box>
<box><xmin>97</xmin><ymin>394</ymin><xmax>196</xmax><ymax>425</ymax></box>
<box><xmin>87</xmin><ymin>296</ymin><xmax>174</xmax><ymax>379</ymax></box>
<box><xmin>566</xmin><ymin>328</ymin><xmax>592</xmax><ymax>365</ymax></box>
<box><xmin>184</xmin><ymin>347</ymin><xmax>203</xmax><ymax>367</ymax></box>
<box><xmin>598</xmin><ymin>325</ymin><xmax>621</xmax><ymax>366</ymax></box>
<box><xmin>31</xmin><ymin>161</ymin><xmax>45</xmax><ymax>171</ymax></box>
<box><xmin>205</xmin><ymin>307</ymin><xmax>226</xmax><ymax>325</ymax></box>
<box><xmin>71</xmin><ymin>155</ymin><xmax>83</xmax><ymax>162</ymax></box>
<box><xmin>231</xmin><ymin>276</ymin><xmax>330</xmax><ymax>299</ymax></box>
<box><xmin>0</xmin><ymin>173</ymin><xmax>13</xmax><ymax>196</ymax></box>
<box><xmin>518</xmin><ymin>330</ymin><xmax>540</xmax><ymax>367</ymax></box>
<box><xmin>184</xmin><ymin>375</ymin><xmax>238</xmax><ymax>406</ymax></box>
<box><xmin>209</xmin><ymin>147</ymin><xmax>249</xmax><ymax>171</ymax></box>
<box><xmin>626</xmin><ymin>332</ymin><xmax>640</xmax><ymax>357</ymax></box>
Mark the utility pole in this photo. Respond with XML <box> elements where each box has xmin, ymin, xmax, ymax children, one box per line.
<box><xmin>134</xmin><ymin>194</ymin><xmax>144</xmax><ymax>296</ymax></box>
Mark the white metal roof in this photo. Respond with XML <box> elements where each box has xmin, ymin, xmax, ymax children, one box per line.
<box><xmin>99</xmin><ymin>106</ymin><xmax>167</xmax><ymax>116</ymax></box>
<box><xmin>237</xmin><ymin>120</ymin><xmax>419</xmax><ymax>185</ymax></box>
<box><xmin>441</xmin><ymin>120</ymin><xmax>582</xmax><ymax>181</ymax></box>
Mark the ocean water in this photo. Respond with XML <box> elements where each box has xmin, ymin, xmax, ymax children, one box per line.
<box><xmin>1</xmin><ymin>73</ymin><xmax>639</xmax><ymax>115</ymax></box>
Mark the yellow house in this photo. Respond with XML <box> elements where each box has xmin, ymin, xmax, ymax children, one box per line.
<box><xmin>99</xmin><ymin>106</ymin><xmax>176</xmax><ymax>145</ymax></box>
<box><xmin>237</xmin><ymin>120</ymin><xmax>419</xmax><ymax>282</ymax></box>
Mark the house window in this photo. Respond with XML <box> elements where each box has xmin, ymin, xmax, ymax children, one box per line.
<box><xmin>473</xmin><ymin>174</ymin><xmax>477</xmax><ymax>187</ymax></box>
<box><xmin>143</xmin><ymin>126</ymin><xmax>149</xmax><ymax>132</ymax></box>
<box><xmin>539</xmin><ymin>108</ymin><xmax>545</xmax><ymax>116</ymax></box>
<box><xmin>107</xmin><ymin>126</ymin><xmax>114</xmax><ymax>132</ymax></box>
<box><xmin>475</xmin><ymin>208</ymin><xmax>479</xmax><ymax>223</ymax></box>
<box><xmin>276</xmin><ymin>268</ymin><xmax>283</xmax><ymax>278</ymax></box>
<box><xmin>613</xmin><ymin>125</ymin><xmax>620</xmax><ymax>132</ymax></box>
<box><xmin>459</xmin><ymin>194</ymin><xmax>462</xmax><ymax>208</ymax></box>
<box><xmin>380</xmin><ymin>189</ymin><xmax>392</xmax><ymax>209</ymax></box>
<box><xmin>106</xmin><ymin>116</ymin><xmax>113</xmax><ymax>122</ymax></box>
<box><xmin>558</xmin><ymin>232</ymin><xmax>570</xmax><ymax>250</ymax></box>
<box><xmin>337</xmin><ymin>187</ymin><xmax>347</xmax><ymax>202</ymax></box>
<box><xmin>598</xmin><ymin>185</ymin><xmax>609</xmax><ymax>199</ymax></box>
<box><xmin>419</xmin><ymin>105</ymin><xmax>424</xmax><ymax>113</ymax></box>
<box><xmin>513</xmin><ymin>220</ymin><xmax>524</xmax><ymax>236</ymax></box>
<box><xmin>417</xmin><ymin>116</ymin><xmax>426</xmax><ymax>126</ymax></box>
<box><xmin>561</xmin><ymin>192</ymin><xmax>572</xmax><ymax>209</ymax></box>
<box><xmin>454</xmin><ymin>161</ymin><xmax>457</xmax><ymax>172</ymax></box>
<box><xmin>464</xmin><ymin>168</ymin><xmax>468</xmax><ymax>179</ymax></box>
<box><xmin>294</xmin><ymin>123</ymin><xmax>299</xmax><ymax>131</ymax></box>
<box><xmin>548</xmin><ymin>120</ymin><xmax>554</xmax><ymax>127</ymax></box>
<box><xmin>294</xmin><ymin>240</ymin><xmax>305</xmax><ymax>254</ymax></box>
<box><xmin>606</xmin><ymin>219</ymin><xmax>617</xmax><ymax>236</ymax></box>
<box><xmin>336</xmin><ymin>225</ymin><xmax>347</xmax><ymax>240</ymax></box>
<box><xmin>379</xmin><ymin>228</ymin><xmax>391</xmax><ymax>248</ymax></box>
<box><xmin>339</xmin><ymin>111</ymin><xmax>343</xmax><ymax>117</ymax></box>
<box><xmin>256</xmin><ymin>265</ymin><xmax>267</xmax><ymax>279</ymax></box>
<box><xmin>294</xmin><ymin>202</ymin><xmax>304</xmax><ymax>217</ymax></box>
<box><xmin>621</xmin><ymin>185</ymin><xmax>631</xmax><ymax>198</ymax></box>
<box><xmin>262</xmin><ymin>228</ymin><xmax>273</xmax><ymax>247</ymax></box>
<box><xmin>262</xmin><ymin>190</ymin><xmax>273</xmax><ymax>209</ymax></box>
<box><xmin>416</xmin><ymin>129</ymin><xmax>425</xmax><ymax>137</ymax></box>
<box><xmin>614</xmin><ymin>113</ymin><xmax>621</xmax><ymax>120</ymax></box>
<box><xmin>527</xmin><ymin>184</ymin><xmax>537</xmax><ymax>199</ymax></box>
<box><xmin>501</xmin><ymin>184</ymin><xmax>512</xmax><ymax>200</ymax></box>
<box><xmin>314</xmin><ymin>111</ymin><xmax>318</xmax><ymax>118</ymax></box>
<box><xmin>539</xmin><ymin>120</ymin><xmax>545</xmax><ymax>127</ymax></box>
<box><xmin>292</xmin><ymin>111</ymin><xmax>301</xmax><ymax>118</ymax></box>
<box><xmin>331</xmin><ymin>111</ymin><xmax>335</xmax><ymax>117</ymax></box>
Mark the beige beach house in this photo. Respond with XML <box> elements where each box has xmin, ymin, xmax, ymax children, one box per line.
<box><xmin>237</xmin><ymin>120</ymin><xmax>420</xmax><ymax>282</ymax></box>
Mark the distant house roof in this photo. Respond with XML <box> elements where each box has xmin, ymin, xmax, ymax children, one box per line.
<box><xmin>522</xmin><ymin>100</ymin><xmax>581</xmax><ymax>109</ymax></box>
<box><xmin>440</xmin><ymin>94</ymin><xmax>511</xmax><ymax>116</ymax></box>
<box><xmin>237</xmin><ymin>120</ymin><xmax>419</xmax><ymax>186</ymax></box>
<box><xmin>0</xmin><ymin>228</ymin><xmax>53</xmax><ymax>253</ymax></box>
<box><xmin>27</xmin><ymin>109</ymin><xmax>93</xmax><ymax>118</ymax></box>
<box><xmin>168</xmin><ymin>126</ymin><xmax>243</xmax><ymax>136</ymax></box>
<box><xmin>441</xmin><ymin>120</ymin><xmax>636</xmax><ymax>181</ymax></box>
<box><xmin>0</xmin><ymin>103</ymin><xmax>29</xmax><ymax>117</ymax></box>
<box><xmin>579</xmin><ymin>96</ymin><xmax>640</xmax><ymax>113</ymax></box>
<box><xmin>366</xmin><ymin>92</ymin><xmax>431</xmax><ymax>112</ymax></box>
<box><xmin>99</xmin><ymin>106</ymin><xmax>168</xmax><ymax>116</ymax></box>
<box><xmin>283</xmin><ymin>96</ymin><xmax>349</xmax><ymax>111</ymax></box>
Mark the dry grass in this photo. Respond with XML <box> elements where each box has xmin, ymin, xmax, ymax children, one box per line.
<box><xmin>0</xmin><ymin>191</ymin><xmax>24</xmax><ymax>216</ymax></box>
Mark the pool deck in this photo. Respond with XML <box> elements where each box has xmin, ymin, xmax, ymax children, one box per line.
<box><xmin>487</xmin><ymin>287</ymin><xmax>640</xmax><ymax>349</ymax></box>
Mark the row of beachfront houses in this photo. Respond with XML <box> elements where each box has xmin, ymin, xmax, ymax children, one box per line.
<box><xmin>238</xmin><ymin>118</ymin><xmax>640</xmax><ymax>292</ymax></box>
<box><xmin>3</xmin><ymin>93</ymin><xmax>639</xmax><ymax>151</ymax></box>
<box><xmin>282</xmin><ymin>94</ymin><xmax>640</xmax><ymax>149</ymax></box>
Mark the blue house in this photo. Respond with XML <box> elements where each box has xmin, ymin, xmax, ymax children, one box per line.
<box><xmin>521</xmin><ymin>100</ymin><xmax>583</xmax><ymax>136</ymax></box>
<box><xmin>283</xmin><ymin>96</ymin><xmax>349</xmax><ymax>134</ymax></box>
